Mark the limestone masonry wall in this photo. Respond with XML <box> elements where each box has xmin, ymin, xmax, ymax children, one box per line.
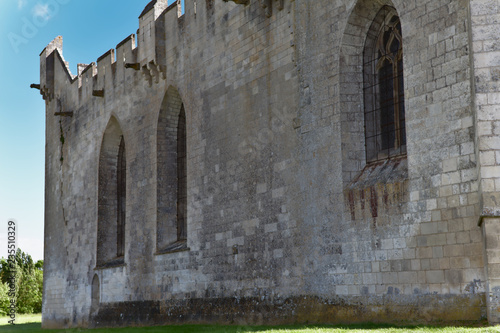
<box><xmin>38</xmin><ymin>0</ymin><xmax>500</xmax><ymax>328</ymax></box>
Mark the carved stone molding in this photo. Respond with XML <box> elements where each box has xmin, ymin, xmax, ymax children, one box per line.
<box><xmin>141</xmin><ymin>60</ymin><xmax>166</xmax><ymax>86</ymax></box>
<box><xmin>260</xmin><ymin>0</ymin><xmax>285</xmax><ymax>17</ymax></box>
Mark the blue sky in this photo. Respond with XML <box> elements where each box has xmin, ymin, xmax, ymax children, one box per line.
<box><xmin>0</xmin><ymin>0</ymin><xmax>180</xmax><ymax>261</ymax></box>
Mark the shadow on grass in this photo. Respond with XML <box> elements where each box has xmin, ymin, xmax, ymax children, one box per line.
<box><xmin>1</xmin><ymin>323</ymin><xmax>44</xmax><ymax>333</ymax></box>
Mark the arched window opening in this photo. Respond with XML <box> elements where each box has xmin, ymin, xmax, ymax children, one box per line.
<box><xmin>90</xmin><ymin>274</ymin><xmax>100</xmax><ymax>315</ymax></box>
<box><xmin>157</xmin><ymin>87</ymin><xmax>188</xmax><ymax>253</ymax></box>
<box><xmin>97</xmin><ymin>117</ymin><xmax>126</xmax><ymax>267</ymax></box>
<box><xmin>176</xmin><ymin>106</ymin><xmax>187</xmax><ymax>241</ymax></box>
<box><xmin>364</xmin><ymin>6</ymin><xmax>406</xmax><ymax>163</ymax></box>
<box><xmin>117</xmin><ymin>136</ymin><xmax>126</xmax><ymax>257</ymax></box>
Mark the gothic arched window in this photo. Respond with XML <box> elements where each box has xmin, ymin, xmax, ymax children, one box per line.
<box><xmin>157</xmin><ymin>86</ymin><xmax>188</xmax><ymax>253</ymax></box>
<box><xmin>116</xmin><ymin>136</ymin><xmax>126</xmax><ymax>257</ymax></box>
<box><xmin>90</xmin><ymin>274</ymin><xmax>100</xmax><ymax>315</ymax></box>
<box><xmin>176</xmin><ymin>106</ymin><xmax>187</xmax><ymax>242</ymax></box>
<box><xmin>364</xmin><ymin>6</ymin><xmax>406</xmax><ymax>163</ymax></box>
<box><xmin>97</xmin><ymin>117</ymin><xmax>126</xmax><ymax>267</ymax></box>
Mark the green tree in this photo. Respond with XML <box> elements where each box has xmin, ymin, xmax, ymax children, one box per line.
<box><xmin>0</xmin><ymin>249</ymin><xmax>43</xmax><ymax>315</ymax></box>
<box><xmin>16</xmin><ymin>268</ymin><xmax>43</xmax><ymax>313</ymax></box>
<box><xmin>0</xmin><ymin>282</ymin><xmax>10</xmax><ymax>316</ymax></box>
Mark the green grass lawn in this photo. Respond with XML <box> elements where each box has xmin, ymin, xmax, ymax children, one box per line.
<box><xmin>0</xmin><ymin>313</ymin><xmax>41</xmax><ymax>326</ymax></box>
<box><xmin>1</xmin><ymin>316</ymin><xmax>500</xmax><ymax>333</ymax></box>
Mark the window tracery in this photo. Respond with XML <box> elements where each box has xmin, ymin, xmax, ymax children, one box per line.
<box><xmin>364</xmin><ymin>7</ymin><xmax>406</xmax><ymax>163</ymax></box>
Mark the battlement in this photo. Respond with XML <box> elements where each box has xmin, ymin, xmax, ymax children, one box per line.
<box><xmin>38</xmin><ymin>0</ymin><xmax>183</xmax><ymax>101</ymax></box>
<box><xmin>37</xmin><ymin>0</ymin><xmax>288</xmax><ymax>103</ymax></box>
<box><xmin>139</xmin><ymin>0</ymin><xmax>174</xmax><ymax>19</ymax></box>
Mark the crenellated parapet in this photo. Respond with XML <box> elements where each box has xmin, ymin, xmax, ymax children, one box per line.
<box><xmin>37</xmin><ymin>0</ymin><xmax>183</xmax><ymax>106</ymax></box>
<box><xmin>37</xmin><ymin>0</ymin><xmax>290</xmax><ymax>107</ymax></box>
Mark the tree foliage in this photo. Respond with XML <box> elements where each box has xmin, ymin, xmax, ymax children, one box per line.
<box><xmin>0</xmin><ymin>249</ymin><xmax>43</xmax><ymax>315</ymax></box>
<box><xmin>0</xmin><ymin>282</ymin><xmax>9</xmax><ymax>316</ymax></box>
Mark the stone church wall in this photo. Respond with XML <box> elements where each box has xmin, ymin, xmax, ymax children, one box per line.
<box><xmin>38</xmin><ymin>0</ymin><xmax>500</xmax><ymax>328</ymax></box>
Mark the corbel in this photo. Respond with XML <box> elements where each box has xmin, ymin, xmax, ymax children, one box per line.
<box><xmin>93</xmin><ymin>90</ymin><xmax>105</xmax><ymax>97</ymax></box>
<box><xmin>55</xmin><ymin>112</ymin><xmax>74</xmax><ymax>117</ymax></box>
<box><xmin>261</xmin><ymin>0</ymin><xmax>272</xmax><ymax>17</ymax></box>
<box><xmin>125</xmin><ymin>63</ymin><xmax>140</xmax><ymax>71</ymax></box>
